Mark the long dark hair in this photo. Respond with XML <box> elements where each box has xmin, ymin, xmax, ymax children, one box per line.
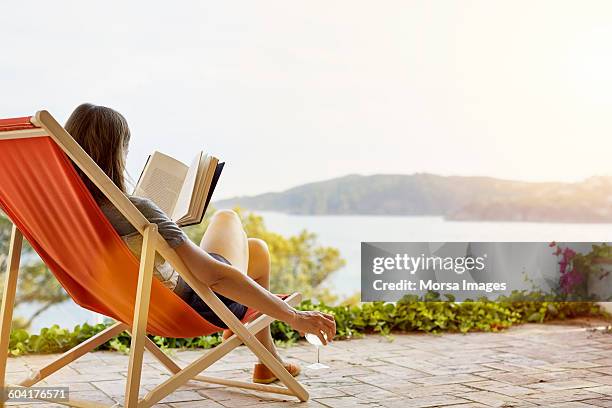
<box><xmin>65</xmin><ymin>103</ymin><xmax>131</xmax><ymax>201</ymax></box>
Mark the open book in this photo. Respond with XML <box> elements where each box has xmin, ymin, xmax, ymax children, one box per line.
<box><xmin>134</xmin><ymin>151</ymin><xmax>224</xmax><ymax>227</ymax></box>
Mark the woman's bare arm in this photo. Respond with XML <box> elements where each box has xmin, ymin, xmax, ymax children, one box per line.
<box><xmin>175</xmin><ymin>239</ymin><xmax>335</xmax><ymax>344</ymax></box>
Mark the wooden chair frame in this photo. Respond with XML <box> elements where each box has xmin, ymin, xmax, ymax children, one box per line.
<box><xmin>0</xmin><ymin>111</ymin><xmax>309</xmax><ymax>407</ymax></box>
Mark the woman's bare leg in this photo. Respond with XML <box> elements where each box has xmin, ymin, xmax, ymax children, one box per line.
<box><xmin>199</xmin><ymin>209</ymin><xmax>248</xmax><ymax>272</ymax></box>
<box><xmin>246</xmin><ymin>237</ymin><xmax>282</xmax><ymax>362</ymax></box>
<box><xmin>199</xmin><ymin>209</ymin><xmax>282</xmax><ymax>362</ymax></box>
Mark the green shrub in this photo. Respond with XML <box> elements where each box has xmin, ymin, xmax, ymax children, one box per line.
<box><xmin>7</xmin><ymin>296</ymin><xmax>606</xmax><ymax>356</ymax></box>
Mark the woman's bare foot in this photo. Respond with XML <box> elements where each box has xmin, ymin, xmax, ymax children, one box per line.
<box><xmin>253</xmin><ymin>362</ymin><xmax>301</xmax><ymax>384</ymax></box>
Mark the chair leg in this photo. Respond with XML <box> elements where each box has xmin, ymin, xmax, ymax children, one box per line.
<box><xmin>124</xmin><ymin>225</ymin><xmax>158</xmax><ymax>408</ymax></box>
<box><xmin>0</xmin><ymin>226</ymin><xmax>23</xmax><ymax>408</ymax></box>
<box><xmin>197</xmin><ymin>289</ymin><xmax>310</xmax><ymax>401</ymax></box>
<box><xmin>140</xmin><ymin>293</ymin><xmax>305</xmax><ymax>406</ymax></box>
<box><xmin>150</xmin><ymin>295</ymin><xmax>303</xmax><ymax>397</ymax></box>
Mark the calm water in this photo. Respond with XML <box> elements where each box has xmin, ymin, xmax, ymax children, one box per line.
<box><xmin>17</xmin><ymin>214</ymin><xmax>612</xmax><ymax>331</ymax></box>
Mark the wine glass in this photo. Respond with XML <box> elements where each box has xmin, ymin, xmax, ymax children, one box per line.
<box><xmin>304</xmin><ymin>332</ymin><xmax>329</xmax><ymax>370</ymax></box>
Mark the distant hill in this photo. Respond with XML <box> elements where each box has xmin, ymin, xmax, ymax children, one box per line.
<box><xmin>215</xmin><ymin>174</ymin><xmax>612</xmax><ymax>222</ymax></box>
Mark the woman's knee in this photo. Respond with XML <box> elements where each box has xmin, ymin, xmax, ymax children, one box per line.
<box><xmin>200</xmin><ymin>209</ymin><xmax>248</xmax><ymax>270</ymax></box>
<box><xmin>207</xmin><ymin>209</ymin><xmax>246</xmax><ymax>239</ymax></box>
<box><xmin>248</xmin><ymin>238</ymin><xmax>270</xmax><ymax>263</ymax></box>
<box><xmin>210</xmin><ymin>209</ymin><xmax>241</xmax><ymax>224</ymax></box>
<box><xmin>248</xmin><ymin>238</ymin><xmax>270</xmax><ymax>283</ymax></box>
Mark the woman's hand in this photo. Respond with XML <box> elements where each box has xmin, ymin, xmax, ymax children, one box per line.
<box><xmin>288</xmin><ymin>310</ymin><xmax>336</xmax><ymax>345</ymax></box>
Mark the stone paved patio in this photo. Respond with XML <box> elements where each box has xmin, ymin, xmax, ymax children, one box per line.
<box><xmin>5</xmin><ymin>319</ymin><xmax>612</xmax><ymax>407</ymax></box>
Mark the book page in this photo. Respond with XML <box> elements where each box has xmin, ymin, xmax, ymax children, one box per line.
<box><xmin>134</xmin><ymin>151</ymin><xmax>188</xmax><ymax>216</ymax></box>
<box><xmin>195</xmin><ymin>156</ymin><xmax>218</xmax><ymax>217</ymax></box>
<box><xmin>190</xmin><ymin>153</ymin><xmax>210</xmax><ymax>213</ymax></box>
<box><xmin>177</xmin><ymin>155</ymin><xmax>222</xmax><ymax>227</ymax></box>
<box><xmin>172</xmin><ymin>151</ymin><xmax>202</xmax><ymax>221</ymax></box>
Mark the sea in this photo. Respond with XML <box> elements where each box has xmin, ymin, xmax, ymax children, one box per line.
<box><xmin>14</xmin><ymin>213</ymin><xmax>612</xmax><ymax>331</ymax></box>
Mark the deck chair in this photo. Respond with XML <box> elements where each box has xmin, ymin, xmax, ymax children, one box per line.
<box><xmin>0</xmin><ymin>111</ymin><xmax>309</xmax><ymax>407</ymax></box>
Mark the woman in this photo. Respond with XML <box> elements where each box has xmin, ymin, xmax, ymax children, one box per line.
<box><xmin>65</xmin><ymin>103</ymin><xmax>335</xmax><ymax>384</ymax></box>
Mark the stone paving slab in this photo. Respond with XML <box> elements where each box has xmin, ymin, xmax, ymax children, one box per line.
<box><xmin>4</xmin><ymin>319</ymin><xmax>612</xmax><ymax>407</ymax></box>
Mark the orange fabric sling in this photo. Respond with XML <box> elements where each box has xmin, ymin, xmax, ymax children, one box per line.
<box><xmin>0</xmin><ymin>118</ymin><xmax>263</xmax><ymax>337</ymax></box>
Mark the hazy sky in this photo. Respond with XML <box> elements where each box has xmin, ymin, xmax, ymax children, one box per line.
<box><xmin>2</xmin><ymin>1</ymin><xmax>612</xmax><ymax>198</ymax></box>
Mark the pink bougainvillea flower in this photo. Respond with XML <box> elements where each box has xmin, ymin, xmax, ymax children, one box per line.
<box><xmin>563</xmin><ymin>247</ymin><xmax>576</xmax><ymax>257</ymax></box>
<box><xmin>559</xmin><ymin>265</ymin><xmax>584</xmax><ymax>294</ymax></box>
<box><xmin>559</xmin><ymin>259</ymin><xmax>569</xmax><ymax>274</ymax></box>
<box><xmin>555</xmin><ymin>244</ymin><xmax>582</xmax><ymax>295</ymax></box>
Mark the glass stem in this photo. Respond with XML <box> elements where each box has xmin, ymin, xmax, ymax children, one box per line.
<box><xmin>316</xmin><ymin>346</ymin><xmax>320</xmax><ymax>364</ymax></box>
